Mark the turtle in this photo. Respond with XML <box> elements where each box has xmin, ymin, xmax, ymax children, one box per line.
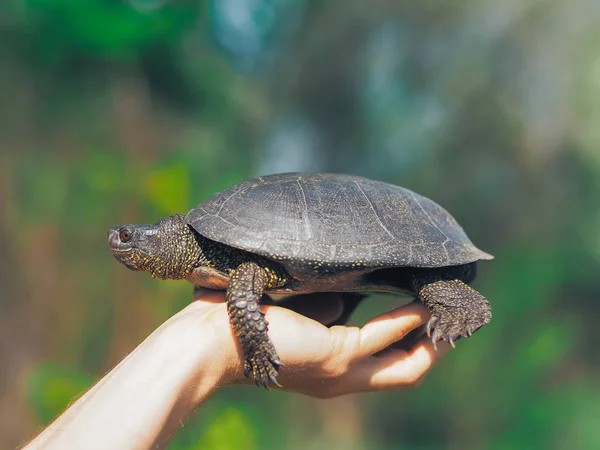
<box><xmin>108</xmin><ymin>173</ymin><xmax>493</xmax><ymax>388</ymax></box>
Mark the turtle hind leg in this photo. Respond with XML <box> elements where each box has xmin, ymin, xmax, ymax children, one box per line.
<box><xmin>414</xmin><ymin>274</ymin><xmax>491</xmax><ymax>348</ymax></box>
<box><xmin>226</xmin><ymin>262</ymin><xmax>281</xmax><ymax>389</ymax></box>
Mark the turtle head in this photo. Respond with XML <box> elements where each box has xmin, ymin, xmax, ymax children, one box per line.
<box><xmin>108</xmin><ymin>214</ymin><xmax>203</xmax><ymax>280</ymax></box>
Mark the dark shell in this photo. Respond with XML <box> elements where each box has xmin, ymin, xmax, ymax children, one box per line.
<box><xmin>186</xmin><ymin>173</ymin><xmax>493</xmax><ymax>268</ymax></box>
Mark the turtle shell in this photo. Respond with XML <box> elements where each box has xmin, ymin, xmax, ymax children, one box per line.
<box><xmin>186</xmin><ymin>173</ymin><xmax>492</xmax><ymax>269</ymax></box>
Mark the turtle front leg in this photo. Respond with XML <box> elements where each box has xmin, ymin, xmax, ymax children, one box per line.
<box><xmin>414</xmin><ymin>275</ymin><xmax>492</xmax><ymax>348</ymax></box>
<box><xmin>226</xmin><ymin>262</ymin><xmax>282</xmax><ymax>389</ymax></box>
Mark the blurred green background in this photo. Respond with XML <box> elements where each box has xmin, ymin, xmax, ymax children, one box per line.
<box><xmin>1</xmin><ymin>0</ymin><xmax>599</xmax><ymax>449</ymax></box>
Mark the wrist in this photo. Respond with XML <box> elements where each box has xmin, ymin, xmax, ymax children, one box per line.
<box><xmin>161</xmin><ymin>301</ymin><xmax>243</xmax><ymax>402</ymax></box>
<box><xmin>24</xmin><ymin>301</ymin><xmax>241</xmax><ymax>450</ymax></box>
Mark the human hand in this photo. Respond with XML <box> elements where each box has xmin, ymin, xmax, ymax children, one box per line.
<box><xmin>187</xmin><ymin>289</ymin><xmax>450</xmax><ymax>398</ymax></box>
<box><xmin>24</xmin><ymin>290</ymin><xmax>450</xmax><ymax>450</ymax></box>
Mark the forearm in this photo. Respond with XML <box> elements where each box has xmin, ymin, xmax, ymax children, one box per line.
<box><xmin>24</xmin><ymin>305</ymin><xmax>235</xmax><ymax>450</ymax></box>
<box><xmin>22</xmin><ymin>294</ymin><xmax>448</xmax><ymax>448</ymax></box>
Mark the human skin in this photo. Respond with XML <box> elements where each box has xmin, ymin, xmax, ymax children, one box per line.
<box><xmin>23</xmin><ymin>290</ymin><xmax>449</xmax><ymax>450</ymax></box>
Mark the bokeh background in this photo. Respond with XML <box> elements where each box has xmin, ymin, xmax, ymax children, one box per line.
<box><xmin>2</xmin><ymin>0</ymin><xmax>600</xmax><ymax>449</ymax></box>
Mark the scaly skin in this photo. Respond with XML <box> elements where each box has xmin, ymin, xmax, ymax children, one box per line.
<box><xmin>226</xmin><ymin>262</ymin><xmax>282</xmax><ymax>388</ymax></box>
<box><xmin>413</xmin><ymin>270</ymin><xmax>491</xmax><ymax>348</ymax></box>
<box><xmin>109</xmin><ymin>215</ymin><xmax>491</xmax><ymax>386</ymax></box>
<box><xmin>109</xmin><ymin>215</ymin><xmax>289</xmax><ymax>388</ymax></box>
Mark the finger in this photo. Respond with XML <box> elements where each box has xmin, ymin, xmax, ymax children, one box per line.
<box><xmin>350</xmin><ymin>339</ymin><xmax>450</xmax><ymax>391</ymax></box>
<box><xmin>273</xmin><ymin>293</ymin><xmax>344</xmax><ymax>325</ymax></box>
<box><xmin>376</xmin><ymin>323</ymin><xmax>428</xmax><ymax>354</ymax></box>
<box><xmin>355</xmin><ymin>302</ymin><xmax>431</xmax><ymax>359</ymax></box>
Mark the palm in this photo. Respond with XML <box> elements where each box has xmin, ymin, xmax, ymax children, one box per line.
<box><xmin>193</xmin><ymin>290</ymin><xmax>450</xmax><ymax>397</ymax></box>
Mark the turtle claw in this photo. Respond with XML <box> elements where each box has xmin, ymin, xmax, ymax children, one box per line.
<box><xmin>420</xmin><ymin>279</ymin><xmax>491</xmax><ymax>350</ymax></box>
<box><xmin>246</xmin><ymin>357</ymin><xmax>280</xmax><ymax>389</ymax></box>
<box><xmin>426</xmin><ymin>316</ymin><xmax>438</xmax><ymax>338</ymax></box>
<box><xmin>243</xmin><ymin>342</ymin><xmax>281</xmax><ymax>389</ymax></box>
<box><xmin>430</xmin><ymin>335</ymin><xmax>456</xmax><ymax>351</ymax></box>
<box><xmin>427</xmin><ymin>301</ymin><xmax>491</xmax><ymax>350</ymax></box>
<box><xmin>269</xmin><ymin>374</ymin><xmax>282</xmax><ymax>388</ymax></box>
<box><xmin>448</xmin><ymin>336</ymin><xmax>456</xmax><ymax>348</ymax></box>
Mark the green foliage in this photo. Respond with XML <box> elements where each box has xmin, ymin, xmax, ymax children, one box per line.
<box><xmin>194</xmin><ymin>407</ymin><xmax>257</xmax><ymax>450</ymax></box>
<box><xmin>3</xmin><ymin>1</ymin><xmax>600</xmax><ymax>449</ymax></box>
<box><xmin>25</xmin><ymin>363</ymin><xmax>93</xmax><ymax>425</ymax></box>
<box><xmin>168</xmin><ymin>404</ymin><xmax>259</xmax><ymax>450</ymax></box>
<box><xmin>20</xmin><ymin>0</ymin><xmax>199</xmax><ymax>61</ymax></box>
<box><xmin>144</xmin><ymin>162</ymin><xmax>191</xmax><ymax>215</ymax></box>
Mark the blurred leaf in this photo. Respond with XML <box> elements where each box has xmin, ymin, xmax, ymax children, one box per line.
<box><xmin>22</xmin><ymin>0</ymin><xmax>198</xmax><ymax>61</ymax></box>
<box><xmin>25</xmin><ymin>363</ymin><xmax>93</xmax><ymax>425</ymax></box>
<box><xmin>144</xmin><ymin>162</ymin><xmax>190</xmax><ymax>215</ymax></box>
<box><xmin>194</xmin><ymin>407</ymin><xmax>257</xmax><ymax>450</ymax></box>
<box><xmin>80</xmin><ymin>149</ymin><xmax>128</xmax><ymax>194</ymax></box>
<box><xmin>513</xmin><ymin>321</ymin><xmax>572</xmax><ymax>384</ymax></box>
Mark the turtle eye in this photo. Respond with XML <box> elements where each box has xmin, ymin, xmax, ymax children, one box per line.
<box><xmin>119</xmin><ymin>229</ymin><xmax>132</xmax><ymax>243</ymax></box>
